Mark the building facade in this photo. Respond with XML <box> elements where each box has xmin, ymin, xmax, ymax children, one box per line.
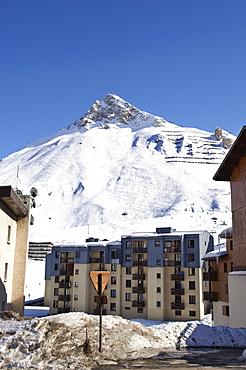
<box><xmin>213</xmin><ymin>126</ymin><xmax>246</xmax><ymax>327</ymax></box>
<box><xmin>0</xmin><ymin>186</ymin><xmax>32</xmax><ymax>315</ymax></box>
<box><xmin>45</xmin><ymin>228</ymin><xmax>214</xmax><ymax>321</ymax></box>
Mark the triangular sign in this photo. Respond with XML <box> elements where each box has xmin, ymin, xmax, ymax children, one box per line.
<box><xmin>89</xmin><ymin>271</ymin><xmax>110</xmax><ymax>294</ymax></box>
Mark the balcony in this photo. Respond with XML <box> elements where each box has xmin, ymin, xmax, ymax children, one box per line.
<box><xmin>59</xmin><ymin>282</ymin><xmax>71</xmax><ymax>288</ymax></box>
<box><xmin>203</xmin><ymin>291</ymin><xmax>219</xmax><ymax>302</ymax></box>
<box><xmin>203</xmin><ymin>271</ymin><xmax>217</xmax><ymax>281</ymax></box>
<box><xmin>133</xmin><ymin>260</ymin><xmax>148</xmax><ymax>267</ymax></box>
<box><xmin>133</xmin><ymin>247</ymin><xmax>148</xmax><ymax>254</ymax></box>
<box><xmin>164</xmin><ymin>247</ymin><xmax>181</xmax><ymax>253</ymax></box>
<box><xmin>132</xmin><ymin>301</ymin><xmax>145</xmax><ymax>308</ymax></box>
<box><xmin>164</xmin><ymin>260</ymin><xmax>181</xmax><ymax>267</ymax></box>
<box><xmin>171</xmin><ymin>288</ymin><xmax>184</xmax><ymax>295</ymax></box>
<box><xmin>57</xmin><ymin>307</ymin><xmax>70</xmax><ymax>313</ymax></box>
<box><xmin>60</xmin><ymin>257</ymin><xmax>74</xmax><ymax>263</ymax></box>
<box><xmin>171</xmin><ymin>273</ymin><xmax>184</xmax><ymax>281</ymax></box>
<box><xmin>89</xmin><ymin>257</ymin><xmax>104</xmax><ymax>263</ymax></box>
<box><xmin>58</xmin><ymin>295</ymin><xmax>71</xmax><ymax>301</ymax></box>
<box><xmin>171</xmin><ymin>302</ymin><xmax>185</xmax><ymax>310</ymax></box>
<box><xmin>132</xmin><ymin>287</ymin><xmax>146</xmax><ymax>294</ymax></box>
<box><xmin>132</xmin><ymin>274</ymin><xmax>145</xmax><ymax>280</ymax></box>
<box><xmin>59</xmin><ymin>269</ymin><xmax>74</xmax><ymax>276</ymax></box>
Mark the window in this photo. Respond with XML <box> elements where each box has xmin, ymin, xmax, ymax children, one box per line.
<box><xmin>110</xmin><ymin>302</ymin><xmax>116</xmax><ymax>311</ymax></box>
<box><xmin>155</xmin><ymin>240</ymin><xmax>160</xmax><ymax>247</ymax></box>
<box><xmin>156</xmin><ymin>287</ymin><xmax>161</xmax><ymax>293</ymax></box>
<box><xmin>188</xmin><ymin>253</ymin><xmax>195</xmax><ymax>262</ymax></box>
<box><xmin>53</xmin><ymin>300</ymin><xmax>58</xmax><ymax>308</ymax></box>
<box><xmin>4</xmin><ymin>263</ymin><xmax>8</xmax><ymax>282</ymax></box>
<box><xmin>222</xmin><ymin>305</ymin><xmax>229</xmax><ymax>316</ymax></box>
<box><xmin>75</xmin><ymin>269</ymin><xmax>79</xmax><ymax>275</ymax></box>
<box><xmin>189</xmin><ymin>311</ymin><xmax>196</xmax><ymax>317</ymax></box>
<box><xmin>225</xmin><ymin>284</ymin><xmax>228</xmax><ymax>295</ymax></box>
<box><xmin>156</xmin><ymin>259</ymin><xmax>161</xmax><ymax>265</ymax></box>
<box><xmin>7</xmin><ymin>225</ymin><xmax>11</xmax><ymax>244</ymax></box>
<box><xmin>224</xmin><ymin>263</ymin><xmax>227</xmax><ymax>273</ymax></box>
<box><xmin>189</xmin><ymin>281</ymin><xmax>195</xmax><ymax>290</ymax></box>
<box><xmin>138</xmin><ymin>308</ymin><xmax>143</xmax><ymax>313</ymax></box>
<box><xmin>55</xmin><ymin>276</ymin><xmax>59</xmax><ymax>283</ymax></box>
<box><xmin>230</xmin><ymin>240</ymin><xmax>233</xmax><ymax>251</ymax></box>
<box><xmin>175</xmin><ymin>295</ymin><xmax>181</xmax><ymax>303</ymax></box>
<box><xmin>188</xmin><ymin>240</ymin><xmax>194</xmax><ymax>248</ymax></box>
<box><xmin>175</xmin><ymin>310</ymin><xmax>182</xmax><ymax>316</ymax></box>
<box><xmin>125</xmin><ymin>307</ymin><xmax>130</xmax><ymax>310</ymax></box>
<box><xmin>54</xmin><ymin>264</ymin><xmax>59</xmax><ymax>271</ymax></box>
<box><xmin>111</xmin><ymin>264</ymin><xmax>117</xmax><ymax>271</ymax></box>
<box><xmin>231</xmin><ymin>262</ymin><xmax>233</xmax><ymax>272</ymax></box>
<box><xmin>189</xmin><ymin>295</ymin><xmax>196</xmax><ymax>304</ymax></box>
<box><xmin>111</xmin><ymin>251</ymin><xmax>117</xmax><ymax>259</ymax></box>
<box><xmin>74</xmin><ymin>294</ymin><xmax>78</xmax><ymax>300</ymax></box>
<box><xmin>111</xmin><ymin>289</ymin><xmax>116</xmax><ymax>298</ymax></box>
<box><xmin>138</xmin><ymin>241</ymin><xmax>144</xmax><ymax>248</ymax></box>
<box><xmin>156</xmin><ymin>301</ymin><xmax>161</xmax><ymax>307</ymax></box>
<box><xmin>76</xmin><ymin>251</ymin><xmax>80</xmax><ymax>258</ymax></box>
<box><xmin>126</xmin><ymin>254</ymin><xmax>131</xmax><ymax>262</ymax></box>
<box><xmin>55</xmin><ymin>251</ymin><xmax>59</xmax><ymax>259</ymax></box>
<box><xmin>188</xmin><ymin>267</ymin><xmax>195</xmax><ymax>276</ymax></box>
<box><xmin>126</xmin><ymin>267</ymin><xmax>131</xmax><ymax>275</ymax></box>
<box><xmin>126</xmin><ymin>280</ymin><xmax>131</xmax><ymax>288</ymax></box>
<box><xmin>125</xmin><ymin>293</ymin><xmax>131</xmax><ymax>301</ymax></box>
<box><xmin>54</xmin><ymin>288</ymin><xmax>59</xmax><ymax>295</ymax></box>
<box><xmin>126</xmin><ymin>241</ymin><xmax>132</xmax><ymax>249</ymax></box>
<box><xmin>111</xmin><ymin>276</ymin><xmax>117</xmax><ymax>285</ymax></box>
<box><xmin>156</xmin><ymin>273</ymin><xmax>161</xmax><ymax>279</ymax></box>
<box><xmin>74</xmin><ymin>282</ymin><xmax>79</xmax><ymax>287</ymax></box>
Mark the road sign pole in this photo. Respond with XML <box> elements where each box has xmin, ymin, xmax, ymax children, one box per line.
<box><xmin>98</xmin><ymin>273</ymin><xmax>102</xmax><ymax>352</ymax></box>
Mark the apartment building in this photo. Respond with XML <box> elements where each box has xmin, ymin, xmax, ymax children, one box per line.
<box><xmin>0</xmin><ymin>185</ymin><xmax>32</xmax><ymax>315</ymax></box>
<box><xmin>213</xmin><ymin>125</ymin><xmax>246</xmax><ymax>327</ymax></box>
<box><xmin>45</xmin><ymin>228</ymin><xmax>214</xmax><ymax>321</ymax></box>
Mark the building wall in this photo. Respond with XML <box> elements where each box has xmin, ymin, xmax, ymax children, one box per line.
<box><xmin>228</xmin><ymin>272</ymin><xmax>246</xmax><ymax>328</ymax></box>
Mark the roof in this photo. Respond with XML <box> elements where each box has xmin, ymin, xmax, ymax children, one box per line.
<box><xmin>219</xmin><ymin>227</ymin><xmax>232</xmax><ymax>239</ymax></box>
<box><xmin>213</xmin><ymin>126</ymin><xmax>246</xmax><ymax>181</ymax></box>
<box><xmin>0</xmin><ymin>186</ymin><xmax>29</xmax><ymax>217</ymax></box>
<box><xmin>202</xmin><ymin>244</ymin><xmax>227</xmax><ymax>260</ymax></box>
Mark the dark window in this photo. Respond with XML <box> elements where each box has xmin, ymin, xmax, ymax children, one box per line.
<box><xmin>225</xmin><ymin>284</ymin><xmax>228</xmax><ymax>294</ymax></box>
<box><xmin>230</xmin><ymin>240</ymin><xmax>233</xmax><ymax>250</ymax></box>
<box><xmin>175</xmin><ymin>310</ymin><xmax>181</xmax><ymax>316</ymax></box>
<box><xmin>189</xmin><ymin>295</ymin><xmax>196</xmax><ymax>304</ymax></box>
<box><xmin>156</xmin><ymin>287</ymin><xmax>161</xmax><ymax>293</ymax></box>
<box><xmin>126</xmin><ymin>254</ymin><xmax>131</xmax><ymax>262</ymax></box>
<box><xmin>74</xmin><ymin>282</ymin><xmax>79</xmax><ymax>287</ymax></box>
<box><xmin>126</xmin><ymin>267</ymin><xmax>131</xmax><ymax>274</ymax></box>
<box><xmin>111</xmin><ymin>276</ymin><xmax>117</xmax><ymax>285</ymax></box>
<box><xmin>156</xmin><ymin>273</ymin><xmax>161</xmax><ymax>279</ymax></box>
<box><xmin>75</xmin><ymin>269</ymin><xmax>79</xmax><ymax>275</ymax></box>
<box><xmin>189</xmin><ymin>311</ymin><xmax>196</xmax><ymax>317</ymax></box>
<box><xmin>110</xmin><ymin>302</ymin><xmax>116</xmax><ymax>311</ymax></box>
<box><xmin>54</xmin><ymin>288</ymin><xmax>58</xmax><ymax>295</ymax></box>
<box><xmin>231</xmin><ymin>262</ymin><xmax>233</xmax><ymax>272</ymax></box>
<box><xmin>138</xmin><ymin>241</ymin><xmax>144</xmax><ymax>248</ymax></box>
<box><xmin>189</xmin><ymin>281</ymin><xmax>195</xmax><ymax>290</ymax></box>
<box><xmin>155</xmin><ymin>240</ymin><xmax>160</xmax><ymax>247</ymax></box>
<box><xmin>137</xmin><ymin>308</ymin><xmax>143</xmax><ymax>313</ymax></box>
<box><xmin>74</xmin><ymin>294</ymin><xmax>78</xmax><ymax>300</ymax></box>
<box><xmin>76</xmin><ymin>251</ymin><xmax>80</xmax><ymax>258</ymax></box>
<box><xmin>189</xmin><ymin>267</ymin><xmax>195</xmax><ymax>276</ymax></box>
<box><xmin>188</xmin><ymin>253</ymin><xmax>195</xmax><ymax>262</ymax></box>
<box><xmin>111</xmin><ymin>251</ymin><xmax>117</xmax><ymax>259</ymax></box>
<box><xmin>111</xmin><ymin>289</ymin><xmax>116</xmax><ymax>298</ymax></box>
<box><xmin>224</xmin><ymin>263</ymin><xmax>227</xmax><ymax>273</ymax></box>
<box><xmin>126</xmin><ymin>241</ymin><xmax>132</xmax><ymax>249</ymax></box>
<box><xmin>55</xmin><ymin>251</ymin><xmax>59</xmax><ymax>259</ymax></box>
<box><xmin>126</xmin><ymin>280</ymin><xmax>131</xmax><ymax>288</ymax></box>
<box><xmin>125</xmin><ymin>307</ymin><xmax>131</xmax><ymax>310</ymax></box>
<box><xmin>156</xmin><ymin>301</ymin><xmax>161</xmax><ymax>307</ymax></box>
<box><xmin>7</xmin><ymin>225</ymin><xmax>11</xmax><ymax>244</ymax></box>
<box><xmin>222</xmin><ymin>305</ymin><xmax>229</xmax><ymax>316</ymax></box>
<box><xmin>156</xmin><ymin>259</ymin><xmax>161</xmax><ymax>265</ymax></box>
<box><xmin>55</xmin><ymin>264</ymin><xmax>59</xmax><ymax>271</ymax></box>
<box><xmin>125</xmin><ymin>293</ymin><xmax>131</xmax><ymax>301</ymax></box>
<box><xmin>53</xmin><ymin>300</ymin><xmax>58</xmax><ymax>308</ymax></box>
<box><xmin>175</xmin><ymin>295</ymin><xmax>181</xmax><ymax>303</ymax></box>
<box><xmin>111</xmin><ymin>264</ymin><xmax>117</xmax><ymax>271</ymax></box>
<box><xmin>188</xmin><ymin>240</ymin><xmax>194</xmax><ymax>248</ymax></box>
<box><xmin>4</xmin><ymin>263</ymin><xmax>8</xmax><ymax>282</ymax></box>
<box><xmin>55</xmin><ymin>276</ymin><xmax>59</xmax><ymax>283</ymax></box>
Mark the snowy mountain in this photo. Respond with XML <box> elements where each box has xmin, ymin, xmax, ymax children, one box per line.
<box><xmin>0</xmin><ymin>94</ymin><xmax>235</xmax><ymax>242</ymax></box>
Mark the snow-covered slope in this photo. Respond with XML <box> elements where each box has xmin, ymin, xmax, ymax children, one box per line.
<box><xmin>0</xmin><ymin>94</ymin><xmax>234</xmax><ymax>242</ymax></box>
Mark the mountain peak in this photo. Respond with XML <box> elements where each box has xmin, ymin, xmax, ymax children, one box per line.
<box><xmin>70</xmin><ymin>93</ymin><xmax>170</xmax><ymax>131</ymax></box>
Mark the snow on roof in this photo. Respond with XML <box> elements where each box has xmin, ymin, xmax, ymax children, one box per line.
<box><xmin>219</xmin><ymin>226</ymin><xmax>232</xmax><ymax>238</ymax></box>
<box><xmin>202</xmin><ymin>243</ymin><xmax>227</xmax><ymax>259</ymax></box>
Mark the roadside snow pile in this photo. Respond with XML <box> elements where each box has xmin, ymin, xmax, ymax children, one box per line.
<box><xmin>0</xmin><ymin>312</ymin><xmax>246</xmax><ymax>369</ymax></box>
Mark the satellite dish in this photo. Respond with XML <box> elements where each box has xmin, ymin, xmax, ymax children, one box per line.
<box><xmin>30</xmin><ymin>187</ymin><xmax>38</xmax><ymax>197</ymax></box>
<box><xmin>16</xmin><ymin>189</ymin><xmax>22</xmax><ymax>195</ymax></box>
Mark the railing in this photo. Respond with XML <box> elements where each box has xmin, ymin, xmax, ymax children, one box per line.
<box><xmin>171</xmin><ymin>273</ymin><xmax>184</xmax><ymax>281</ymax></box>
<box><xmin>57</xmin><ymin>307</ymin><xmax>70</xmax><ymax>313</ymax></box>
<box><xmin>164</xmin><ymin>260</ymin><xmax>181</xmax><ymax>267</ymax></box>
<box><xmin>133</xmin><ymin>260</ymin><xmax>148</xmax><ymax>266</ymax></box>
<box><xmin>60</xmin><ymin>257</ymin><xmax>74</xmax><ymax>263</ymax></box>
<box><xmin>59</xmin><ymin>269</ymin><xmax>74</xmax><ymax>276</ymax></box>
<box><xmin>171</xmin><ymin>288</ymin><xmax>184</xmax><ymax>295</ymax></box>
<box><xmin>89</xmin><ymin>257</ymin><xmax>104</xmax><ymax>263</ymax></box>
<box><xmin>58</xmin><ymin>295</ymin><xmax>71</xmax><ymax>301</ymax></box>
<box><xmin>132</xmin><ymin>274</ymin><xmax>145</xmax><ymax>280</ymax></box>
<box><xmin>132</xmin><ymin>301</ymin><xmax>145</xmax><ymax>308</ymax></box>
<box><xmin>59</xmin><ymin>282</ymin><xmax>71</xmax><ymax>288</ymax></box>
<box><xmin>203</xmin><ymin>291</ymin><xmax>219</xmax><ymax>301</ymax></box>
<box><xmin>171</xmin><ymin>302</ymin><xmax>185</xmax><ymax>310</ymax></box>
<box><xmin>164</xmin><ymin>247</ymin><xmax>181</xmax><ymax>253</ymax></box>
<box><xmin>133</xmin><ymin>247</ymin><xmax>148</xmax><ymax>254</ymax></box>
<box><xmin>132</xmin><ymin>287</ymin><xmax>146</xmax><ymax>294</ymax></box>
<box><xmin>203</xmin><ymin>271</ymin><xmax>217</xmax><ymax>281</ymax></box>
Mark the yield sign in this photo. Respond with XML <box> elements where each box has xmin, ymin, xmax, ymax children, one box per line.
<box><xmin>89</xmin><ymin>271</ymin><xmax>110</xmax><ymax>295</ymax></box>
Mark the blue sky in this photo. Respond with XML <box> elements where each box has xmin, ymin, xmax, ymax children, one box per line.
<box><xmin>1</xmin><ymin>0</ymin><xmax>246</xmax><ymax>159</ymax></box>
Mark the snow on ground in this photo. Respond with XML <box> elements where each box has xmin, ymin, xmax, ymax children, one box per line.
<box><xmin>0</xmin><ymin>312</ymin><xmax>246</xmax><ymax>369</ymax></box>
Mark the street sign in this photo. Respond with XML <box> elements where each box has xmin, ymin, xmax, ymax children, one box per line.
<box><xmin>89</xmin><ymin>271</ymin><xmax>110</xmax><ymax>295</ymax></box>
<box><xmin>94</xmin><ymin>295</ymin><xmax>109</xmax><ymax>305</ymax></box>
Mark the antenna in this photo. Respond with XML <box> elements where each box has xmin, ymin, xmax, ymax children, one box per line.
<box><xmin>14</xmin><ymin>165</ymin><xmax>22</xmax><ymax>194</ymax></box>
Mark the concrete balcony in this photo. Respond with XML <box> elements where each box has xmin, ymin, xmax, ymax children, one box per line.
<box><xmin>58</xmin><ymin>295</ymin><xmax>71</xmax><ymax>301</ymax></box>
<box><xmin>171</xmin><ymin>273</ymin><xmax>184</xmax><ymax>281</ymax></box>
<box><xmin>133</xmin><ymin>247</ymin><xmax>148</xmax><ymax>254</ymax></box>
<box><xmin>171</xmin><ymin>288</ymin><xmax>184</xmax><ymax>295</ymax></box>
<box><xmin>59</xmin><ymin>269</ymin><xmax>74</xmax><ymax>276</ymax></box>
<box><xmin>59</xmin><ymin>281</ymin><xmax>71</xmax><ymax>288</ymax></box>
<box><xmin>171</xmin><ymin>302</ymin><xmax>185</xmax><ymax>310</ymax></box>
<box><xmin>132</xmin><ymin>274</ymin><xmax>145</xmax><ymax>280</ymax></box>
<box><xmin>132</xmin><ymin>301</ymin><xmax>145</xmax><ymax>308</ymax></box>
<box><xmin>132</xmin><ymin>287</ymin><xmax>146</xmax><ymax>294</ymax></box>
<box><xmin>133</xmin><ymin>260</ymin><xmax>148</xmax><ymax>267</ymax></box>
